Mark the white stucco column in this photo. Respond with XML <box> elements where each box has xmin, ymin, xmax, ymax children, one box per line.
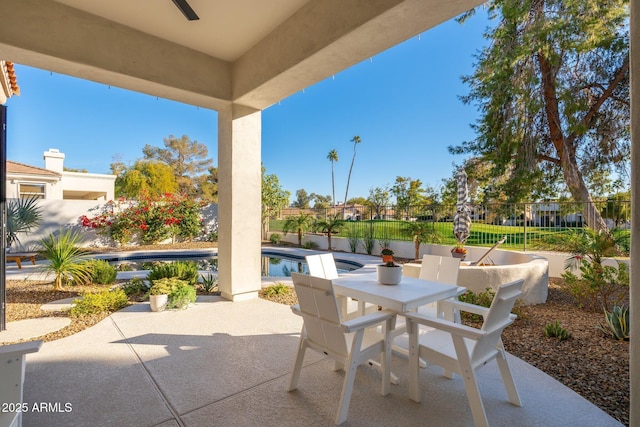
<box><xmin>217</xmin><ymin>104</ymin><xmax>262</xmax><ymax>301</ymax></box>
<box><xmin>631</xmin><ymin>1</ymin><xmax>639</xmax><ymax>424</ymax></box>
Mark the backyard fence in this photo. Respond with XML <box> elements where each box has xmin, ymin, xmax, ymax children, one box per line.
<box><xmin>270</xmin><ymin>200</ymin><xmax>631</xmax><ymax>254</ymax></box>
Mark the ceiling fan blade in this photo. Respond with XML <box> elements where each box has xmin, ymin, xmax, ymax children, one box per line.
<box><xmin>171</xmin><ymin>0</ymin><xmax>199</xmax><ymax>21</ymax></box>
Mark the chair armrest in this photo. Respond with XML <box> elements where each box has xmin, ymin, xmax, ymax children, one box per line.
<box><xmin>0</xmin><ymin>340</ymin><xmax>43</xmax><ymax>358</ymax></box>
<box><xmin>341</xmin><ymin>309</ymin><xmax>396</xmax><ymax>333</ymax></box>
<box><xmin>441</xmin><ymin>299</ymin><xmax>490</xmax><ymax>317</ymax></box>
<box><xmin>404</xmin><ymin>312</ymin><xmax>485</xmax><ymax>340</ymax></box>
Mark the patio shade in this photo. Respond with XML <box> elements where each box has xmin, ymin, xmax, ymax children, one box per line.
<box><xmin>453</xmin><ymin>168</ymin><xmax>471</xmax><ymax>244</ymax></box>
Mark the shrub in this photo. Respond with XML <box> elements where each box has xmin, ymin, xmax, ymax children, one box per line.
<box><xmin>458</xmin><ymin>287</ymin><xmax>496</xmax><ymax>322</ymax></box>
<box><xmin>598</xmin><ymin>305</ymin><xmax>629</xmax><ymax>340</ymax></box>
<box><xmin>302</xmin><ymin>241</ymin><xmax>318</xmax><ymax>250</ymax></box>
<box><xmin>121</xmin><ymin>277</ymin><xmax>149</xmax><ymax>298</ymax></box>
<box><xmin>69</xmin><ymin>289</ymin><xmax>129</xmax><ymax>317</ymax></box>
<box><xmin>346</xmin><ymin>229</ymin><xmax>360</xmax><ymax>253</ymax></box>
<box><xmin>263</xmin><ymin>283</ymin><xmax>290</xmax><ymax>297</ymax></box>
<box><xmin>543</xmin><ymin>321</ymin><xmax>570</xmax><ymax>341</ymax></box>
<box><xmin>147</xmin><ymin>261</ymin><xmax>199</xmax><ymax>286</ymax></box>
<box><xmin>269</xmin><ymin>233</ymin><xmax>282</xmax><ymax>244</ymax></box>
<box><xmin>84</xmin><ymin>259</ymin><xmax>117</xmax><ymax>284</ymax></box>
<box><xmin>150</xmin><ymin>277</ymin><xmax>197</xmax><ymax>309</ymax></box>
<box><xmin>562</xmin><ymin>260</ymin><xmax>629</xmax><ymax>312</ymax></box>
<box><xmin>38</xmin><ymin>228</ymin><xmax>92</xmax><ymax>290</ymax></box>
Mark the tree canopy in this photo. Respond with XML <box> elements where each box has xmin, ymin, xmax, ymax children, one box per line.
<box><xmin>114</xmin><ymin>160</ymin><xmax>178</xmax><ymax>198</ymax></box>
<box><xmin>452</xmin><ymin>0</ymin><xmax>629</xmax><ymax>232</ymax></box>
<box><xmin>143</xmin><ymin>135</ymin><xmax>214</xmax><ymax>197</ymax></box>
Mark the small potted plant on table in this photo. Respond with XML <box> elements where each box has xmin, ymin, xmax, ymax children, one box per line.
<box><xmin>381</xmin><ymin>248</ymin><xmax>394</xmax><ymax>263</ymax></box>
<box><xmin>376</xmin><ymin>260</ymin><xmax>403</xmax><ymax>285</ymax></box>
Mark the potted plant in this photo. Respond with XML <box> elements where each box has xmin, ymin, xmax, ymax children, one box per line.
<box><xmin>148</xmin><ymin>279</ymin><xmax>173</xmax><ymax>312</ymax></box>
<box><xmin>376</xmin><ymin>261</ymin><xmax>403</xmax><ymax>285</ymax></box>
<box><xmin>167</xmin><ymin>280</ymin><xmax>197</xmax><ymax>310</ymax></box>
<box><xmin>451</xmin><ymin>243</ymin><xmax>468</xmax><ymax>260</ymax></box>
<box><xmin>380</xmin><ymin>248</ymin><xmax>394</xmax><ymax>263</ymax></box>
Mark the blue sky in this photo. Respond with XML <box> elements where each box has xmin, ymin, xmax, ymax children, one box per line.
<box><xmin>5</xmin><ymin>12</ymin><xmax>490</xmax><ymax>203</ymax></box>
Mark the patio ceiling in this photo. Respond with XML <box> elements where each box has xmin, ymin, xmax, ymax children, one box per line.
<box><xmin>0</xmin><ymin>0</ymin><xmax>485</xmax><ymax>111</ymax></box>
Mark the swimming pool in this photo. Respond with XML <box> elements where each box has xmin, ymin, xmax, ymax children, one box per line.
<box><xmin>104</xmin><ymin>250</ymin><xmax>359</xmax><ymax>277</ymax></box>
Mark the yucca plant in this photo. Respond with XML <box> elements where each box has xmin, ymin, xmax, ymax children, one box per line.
<box><xmin>598</xmin><ymin>305</ymin><xmax>629</xmax><ymax>340</ymax></box>
<box><xmin>6</xmin><ymin>196</ymin><xmax>43</xmax><ymax>248</ymax></box>
<box><xmin>38</xmin><ymin>228</ymin><xmax>91</xmax><ymax>290</ymax></box>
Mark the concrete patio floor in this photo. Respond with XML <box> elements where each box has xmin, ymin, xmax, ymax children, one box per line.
<box><xmin>20</xmin><ymin>296</ymin><xmax>623</xmax><ymax>427</ymax></box>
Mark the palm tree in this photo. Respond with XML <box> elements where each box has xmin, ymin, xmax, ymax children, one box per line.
<box><xmin>38</xmin><ymin>228</ymin><xmax>91</xmax><ymax>290</ymax></box>
<box><xmin>315</xmin><ymin>216</ymin><xmax>344</xmax><ymax>250</ymax></box>
<box><xmin>327</xmin><ymin>149</ymin><xmax>338</xmax><ymax>214</ymax></box>
<box><xmin>343</xmin><ymin>135</ymin><xmax>361</xmax><ymax>218</ymax></box>
<box><xmin>401</xmin><ymin>222</ymin><xmax>441</xmax><ymax>260</ymax></box>
<box><xmin>6</xmin><ymin>196</ymin><xmax>43</xmax><ymax>249</ymax></box>
<box><xmin>282</xmin><ymin>213</ymin><xmax>315</xmax><ymax>246</ymax></box>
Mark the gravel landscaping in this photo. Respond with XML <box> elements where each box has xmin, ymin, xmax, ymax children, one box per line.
<box><xmin>2</xmin><ymin>243</ymin><xmax>629</xmax><ymax>425</ymax></box>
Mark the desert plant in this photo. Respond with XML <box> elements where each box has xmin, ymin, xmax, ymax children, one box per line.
<box><xmin>199</xmin><ymin>273</ymin><xmax>218</xmax><ymax>293</ymax></box>
<box><xmin>282</xmin><ymin>213</ymin><xmax>314</xmax><ymax>246</ymax></box>
<box><xmin>146</xmin><ymin>261</ymin><xmax>199</xmax><ymax>286</ymax></box>
<box><xmin>269</xmin><ymin>233</ymin><xmax>282</xmax><ymax>245</ymax></box>
<box><xmin>314</xmin><ymin>216</ymin><xmax>344</xmax><ymax>250</ymax></box>
<box><xmin>598</xmin><ymin>305</ymin><xmax>629</xmax><ymax>340</ymax></box>
<box><xmin>68</xmin><ymin>289</ymin><xmax>129</xmax><ymax>317</ymax></box>
<box><xmin>362</xmin><ymin>227</ymin><xmax>376</xmax><ymax>255</ymax></box>
<box><xmin>302</xmin><ymin>241</ymin><xmax>318</xmax><ymax>250</ymax></box>
<box><xmin>6</xmin><ymin>196</ymin><xmax>43</xmax><ymax>248</ymax></box>
<box><xmin>401</xmin><ymin>221</ymin><xmax>441</xmax><ymax>260</ymax></box>
<box><xmin>149</xmin><ymin>278</ymin><xmax>174</xmax><ymax>295</ymax></box>
<box><xmin>38</xmin><ymin>228</ymin><xmax>91</xmax><ymax>290</ymax></box>
<box><xmin>84</xmin><ymin>259</ymin><xmax>117</xmax><ymax>284</ymax></box>
<box><xmin>263</xmin><ymin>282</ymin><xmax>291</xmax><ymax>297</ymax></box>
<box><xmin>346</xmin><ymin>228</ymin><xmax>360</xmax><ymax>253</ymax></box>
<box><xmin>543</xmin><ymin>321</ymin><xmax>570</xmax><ymax>341</ymax></box>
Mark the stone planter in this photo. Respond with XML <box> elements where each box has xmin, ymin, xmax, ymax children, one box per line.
<box><xmin>149</xmin><ymin>294</ymin><xmax>168</xmax><ymax>312</ymax></box>
<box><xmin>376</xmin><ymin>264</ymin><xmax>403</xmax><ymax>285</ymax></box>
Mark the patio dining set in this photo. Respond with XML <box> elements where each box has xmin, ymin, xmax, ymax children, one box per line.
<box><xmin>288</xmin><ymin>253</ymin><xmax>523</xmax><ymax>426</ymax></box>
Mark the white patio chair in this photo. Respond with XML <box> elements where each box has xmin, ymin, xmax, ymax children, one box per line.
<box><xmin>287</xmin><ymin>272</ymin><xmax>396</xmax><ymax>425</ymax></box>
<box><xmin>403</xmin><ymin>279</ymin><xmax>524</xmax><ymax>427</ymax></box>
<box><xmin>417</xmin><ymin>254</ymin><xmax>464</xmax><ymax>321</ymax></box>
<box><xmin>305</xmin><ymin>253</ymin><xmax>376</xmax><ymax>319</ymax></box>
<box><xmin>0</xmin><ymin>340</ymin><xmax>43</xmax><ymax>427</ymax></box>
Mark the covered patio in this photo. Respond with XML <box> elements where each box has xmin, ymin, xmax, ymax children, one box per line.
<box><xmin>21</xmin><ymin>296</ymin><xmax>622</xmax><ymax>426</ymax></box>
<box><xmin>0</xmin><ymin>0</ymin><xmax>638</xmax><ymax>425</ymax></box>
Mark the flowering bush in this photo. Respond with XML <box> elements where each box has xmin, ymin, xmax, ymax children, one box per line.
<box><xmin>80</xmin><ymin>192</ymin><xmax>206</xmax><ymax>245</ymax></box>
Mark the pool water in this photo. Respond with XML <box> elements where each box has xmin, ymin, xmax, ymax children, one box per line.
<box><xmin>110</xmin><ymin>255</ymin><xmax>356</xmax><ymax>277</ymax></box>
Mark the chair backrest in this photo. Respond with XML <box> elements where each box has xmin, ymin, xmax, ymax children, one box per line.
<box><xmin>291</xmin><ymin>272</ymin><xmax>348</xmax><ymax>357</ymax></box>
<box><xmin>472</xmin><ymin>279</ymin><xmax>523</xmax><ymax>361</ymax></box>
<box><xmin>419</xmin><ymin>254</ymin><xmax>460</xmax><ymax>285</ymax></box>
<box><xmin>306</xmin><ymin>253</ymin><xmax>339</xmax><ymax>279</ymax></box>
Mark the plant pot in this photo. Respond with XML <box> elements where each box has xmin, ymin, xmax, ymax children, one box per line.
<box><xmin>381</xmin><ymin>255</ymin><xmax>394</xmax><ymax>263</ymax></box>
<box><xmin>149</xmin><ymin>294</ymin><xmax>168</xmax><ymax>312</ymax></box>
<box><xmin>451</xmin><ymin>250</ymin><xmax>466</xmax><ymax>260</ymax></box>
<box><xmin>376</xmin><ymin>264</ymin><xmax>403</xmax><ymax>285</ymax></box>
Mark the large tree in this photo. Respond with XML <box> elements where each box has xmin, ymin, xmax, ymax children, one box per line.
<box><xmin>292</xmin><ymin>189</ymin><xmax>312</xmax><ymax>209</ymax></box>
<box><xmin>114</xmin><ymin>160</ymin><xmax>178</xmax><ymax>198</ymax></box>
<box><xmin>327</xmin><ymin>149</ymin><xmax>339</xmax><ymax>212</ymax></box>
<box><xmin>452</xmin><ymin>1</ymin><xmax>629</xmax><ymax>233</ymax></box>
<box><xmin>143</xmin><ymin>135</ymin><xmax>213</xmax><ymax>196</ymax></box>
<box><xmin>261</xmin><ymin>166</ymin><xmax>290</xmax><ymax>239</ymax></box>
<box><xmin>342</xmin><ymin>135</ymin><xmax>362</xmax><ymax>218</ymax></box>
<box><xmin>391</xmin><ymin>176</ymin><xmax>427</xmax><ymax>220</ymax></box>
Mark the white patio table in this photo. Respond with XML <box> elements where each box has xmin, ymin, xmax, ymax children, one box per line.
<box><xmin>332</xmin><ymin>271</ymin><xmax>462</xmax><ymax>314</ymax></box>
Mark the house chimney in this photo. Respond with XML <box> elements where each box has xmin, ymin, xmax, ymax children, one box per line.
<box><xmin>44</xmin><ymin>148</ymin><xmax>65</xmax><ymax>173</ymax></box>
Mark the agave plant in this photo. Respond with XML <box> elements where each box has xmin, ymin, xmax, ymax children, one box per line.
<box><xmin>38</xmin><ymin>228</ymin><xmax>91</xmax><ymax>290</ymax></box>
<box><xmin>6</xmin><ymin>196</ymin><xmax>43</xmax><ymax>248</ymax></box>
<box><xmin>598</xmin><ymin>305</ymin><xmax>630</xmax><ymax>340</ymax></box>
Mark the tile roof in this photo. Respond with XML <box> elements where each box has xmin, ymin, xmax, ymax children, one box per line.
<box><xmin>1</xmin><ymin>60</ymin><xmax>19</xmax><ymax>99</ymax></box>
<box><xmin>6</xmin><ymin>160</ymin><xmax>61</xmax><ymax>177</ymax></box>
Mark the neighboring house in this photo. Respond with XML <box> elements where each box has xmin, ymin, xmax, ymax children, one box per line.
<box><xmin>6</xmin><ymin>148</ymin><xmax>116</xmax><ymax>201</ymax></box>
